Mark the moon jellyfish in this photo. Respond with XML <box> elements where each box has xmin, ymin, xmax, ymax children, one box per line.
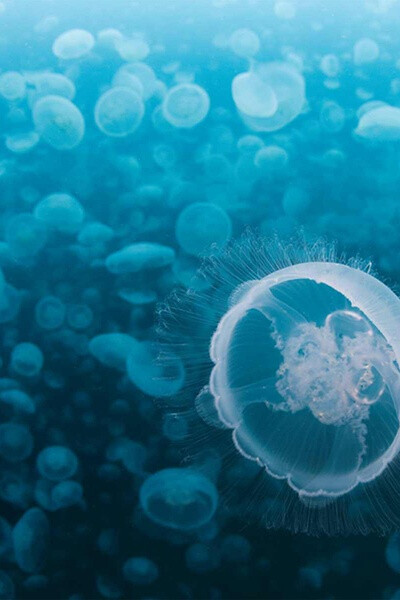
<box><xmin>126</xmin><ymin>341</ymin><xmax>185</xmax><ymax>397</ymax></box>
<box><xmin>139</xmin><ymin>468</ymin><xmax>218</xmax><ymax>530</ymax></box>
<box><xmin>0</xmin><ymin>423</ymin><xmax>33</xmax><ymax>463</ymax></box>
<box><xmin>35</xmin><ymin>295</ymin><xmax>66</xmax><ymax>330</ymax></box>
<box><xmin>94</xmin><ymin>87</ymin><xmax>144</xmax><ymax>137</ymax></box>
<box><xmin>0</xmin><ymin>71</ymin><xmax>26</xmax><ymax>101</ymax></box>
<box><xmin>36</xmin><ymin>445</ymin><xmax>78</xmax><ymax>481</ymax></box>
<box><xmin>355</xmin><ymin>105</ymin><xmax>400</xmax><ymax>141</ymax></box>
<box><xmin>52</xmin><ymin>29</ymin><xmax>94</xmax><ymax>60</ymax></box>
<box><xmin>34</xmin><ymin>193</ymin><xmax>85</xmax><ymax>234</ymax></box>
<box><xmin>12</xmin><ymin>508</ymin><xmax>49</xmax><ymax>573</ymax></box>
<box><xmin>32</xmin><ymin>95</ymin><xmax>85</xmax><ymax>150</ymax></box>
<box><xmin>162</xmin><ymin>83</ymin><xmax>210</xmax><ymax>129</ymax></box>
<box><xmin>122</xmin><ymin>557</ymin><xmax>159</xmax><ymax>585</ymax></box>
<box><xmin>353</xmin><ymin>38</ymin><xmax>379</xmax><ymax>66</ymax></box>
<box><xmin>5</xmin><ymin>213</ymin><xmax>47</xmax><ymax>260</ymax></box>
<box><xmin>105</xmin><ymin>242</ymin><xmax>175</xmax><ymax>274</ymax></box>
<box><xmin>160</xmin><ymin>236</ymin><xmax>400</xmax><ymax>534</ymax></box>
<box><xmin>233</xmin><ymin>62</ymin><xmax>305</xmax><ymax>132</ymax></box>
<box><xmin>51</xmin><ymin>480</ymin><xmax>83</xmax><ymax>509</ymax></box>
<box><xmin>175</xmin><ymin>202</ymin><xmax>232</xmax><ymax>256</ymax></box>
<box><xmin>229</xmin><ymin>28</ymin><xmax>260</xmax><ymax>58</ymax></box>
<box><xmin>11</xmin><ymin>342</ymin><xmax>44</xmax><ymax>377</ymax></box>
<box><xmin>26</xmin><ymin>72</ymin><xmax>76</xmax><ymax>106</ymax></box>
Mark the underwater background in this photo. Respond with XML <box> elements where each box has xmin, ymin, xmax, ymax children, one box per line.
<box><xmin>2</xmin><ymin>0</ymin><xmax>400</xmax><ymax>598</ymax></box>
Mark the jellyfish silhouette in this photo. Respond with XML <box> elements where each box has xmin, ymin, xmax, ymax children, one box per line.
<box><xmin>159</xmin><ymin>235</ymin><xmax>400</xmax><ymax>535</ymax></box>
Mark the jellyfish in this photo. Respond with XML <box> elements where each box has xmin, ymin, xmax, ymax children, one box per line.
<box><xmin>32</xmin><ymin>95</ymin><xmax>85</xmax><ymax>150</ymax></box>
<box><xmin>353</xmin><ymin>38</ymin><xmax>379</xmax><ymax>65</ymax></box>
<box><xmin>185</xmin><ymin>543</ymin><xmax>220</xmax><ymax>573</ymax></box>
<box><xmin>52</xmin><ymin>28</ymin><xmax>95</xmax><ymax>60</ymax></box>
<box><xmin>139</xmin><ymin>468</ymin><xmax>218</xmax><ymax>530</ymax></box>
<box><xmin>51</xmin><ymin>480</ymin><xmax>83</xmax><ymax>509</ymax></box>
<box><xmin>36</xmin><ymin>445</ymin><xmax>78</xmax><ymax>481</ymax></box>
<box><xmin>105</xmin><ymin>242</ymin><xmax>175</xmax><ymax>274</ymax></box>
<box><xmin>355</xmin><ymin>105</ymin><xmax>400</xmax><ymax>141</ymax></box>
<box><xmin>116</xmin><ymin>62</ymin><xmax>157</xmax><ymax>100</ymax></box>
<box><xmin>160</xmin><ymin>236</ymin><xmax>400</xmax><ymax>534</ymax></box>
<box><xmin>229</xmin><ymin>28</ymin><xmax>260</xmax><ymax>58</ymax></box>
<box><xmin>126</xmin><ymin>341</ymin><xmax>185</xmax><ymax>397</ymax></box>
<box><xmin>5</xmin><ymin>131</ymin><xmax>40</xmax><ymax>154</ymax></box>
<box><xmin>94</xmin><ymin>87</ymin><xmax>144</xmax><ymax>137</ymax></box>
<box><xmin>35</xmin><ymin>296</ymin><xmax>66</xmax><ymax>330</ymax></box>
<box><xmin>162</xmin><ymin>83</ymin><xmax>210</xmax><ymax>129</ymax></box>
<box><xmin>11</xmin><ymin>342</ymin><xmax>44</xmax><ymax>377</ymax></box>
<box><xmin>122</xmin><ymin>557</ymin><xmax>159</xmax><ymax>585</ymax></box>
<box><xmin>89</xmin><ymin>333</ymin><xmax>138</xmax><ymax>371</ymax></box>
<box><xmin>34</xmin><ymin>193</ymin><xmax>85</xmax><ymax>234</ymax></box>
<box><xmin>25</xmin><ymin>72</ymin><xmax>76</xmax><ymax>106</ymax></box>
<box><xmin>5</xmin><ymin>213</ymin><xmax>47</xmax><ymax>261</ymax></box>
<box><xmin>115</xmin><ymin>36</ymin><xmax>150</xmax><ymax>61</ymax></box>
<box><xmin>232</xmin><ymin>62</ymin><xmax>305</xmax><ymax>132</ymax></box>
<box><xmin>175</xmin><ymin>202</ymin><xmax>232</xmax><ymax>256</ymax></box>
<box><xmin>0</xmin><ymin>71</ymin><xmax>26</xmax><ymax>101</ymax></box>
<box><xmin>66</xmin><ymin>304</ymin><xmax>93</xmax><ymax>330</ymax></box>
<box><xmin>12</xmin><ymin>508</ymin><xmax>49</xmax><ymax>573</ymax></box>
<box><xmin>0</xmin><ymin>423</ymin><xmax>33</xmax><ymax>463</ymax></box>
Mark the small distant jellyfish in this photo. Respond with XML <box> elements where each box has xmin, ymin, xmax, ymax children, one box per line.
<box><xmin>12</xmin><ymin>508</ymin><xmax>49</xmax><ymax>573</ymax></box>
<box><xmin>320</xmin><ymin>54</ymin><xmax>340</xmax><ymax>78</ymax></box>
<box><xmin>122</xmin><ymin>557</ymin><xmax>159</xmax><ymax>585</ymax></box>
<box><xmin>26</xmin><ymin>72</ymin><xmax>76</xmax><ymax>107</ymax></box>
<box><xmin>35</xmin><ymin>296</ymin><xmax>66</xmax><ymax>330</ymax></box>
<box><xmin>140</xmin><ymin>468</ymin><xmax>218</xmax><ymax>530</ymax></box>
<box><xmin>5</xmin><ymin>213</ymin><xmax>47</xmax><ymax>260</ymax></box>
<box><xmin>11</xmin><ymin>342</ymin><xmax>44</xmax><ymax>377</ymax></box>
<box><xmin>161</xmin><ymin>237</ymin><xmax>400</xmax><ymax>534</ymax></box>
<box><xmin>229</xmin><ymin>28</ymin><xmax>260</xmax><ymax>58</ymax></box>
<box><xmin>175</xmin><ymin>202</ymin><xmax>232</xmax><ymax>256</ymax></box>
<box><xmin>115</xmin><ymin>36</ymin><xmax>150</xmax><ymax>61</ymax></box>
<box><xmin>32</xmin><ymin>95</ymin><xmax>85</xmax><ymax>150</ymax></box>
<box><xmin>36</xmin><ymin>445</ymin><xmax>78</xmax><ymax>481</ymax></box>
<box><xmin>353</xmin><ymin>38</ymin><xmax>379</xmax><ymax>66</ymax></box>
<box><xmin>126</xmin><ymin>341</ymin><xmax>185</xmax><ymax>397</ymax></box>
<box><xmin>0</xmin><ymin>423</ymin><xmax>33</xmax><ymax>463</ymax></box>
<box><xmin>34</xmin><ymin>193</ymin><xmax>85</xmax><ymax>234</ymax></box>
<box><xmin>51</xmin><ymin>480</ymin><xmax>83</xmax><ymax>509</ymax></box>
<box><xmin>105</xmin><ymin>242</ymin><xmax>175</xmax><ymax>274</ymax></box>
<box><xmin>162</xmin><ymin>83</ymin><xmax>210</xmax><ymax>128</ymax></box>
<box><xmin>0</xmin><ymin>71</ymin><xmax>26</xmax><ymax>101</ymax></box>
<box><xmin>52</xmin><ymin>29</ymin><xmax>95</xmax><ymax>60</ymax></box>
<box><xmin>94</xmin><ymin>87</ymin><xmax>145</xmax><ymax>137</ymax></box>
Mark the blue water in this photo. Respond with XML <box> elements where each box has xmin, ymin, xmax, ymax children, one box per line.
<box><xmin>2</xmin><ymin>0</ymin><xmax>400</xmax><ymax>598</ymax></box>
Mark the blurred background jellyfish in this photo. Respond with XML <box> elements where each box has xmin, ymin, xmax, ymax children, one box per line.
<box><xmin>160</xmin><ymin>236</ymin><xmax>400</xmax><ymax>535</ymax></box>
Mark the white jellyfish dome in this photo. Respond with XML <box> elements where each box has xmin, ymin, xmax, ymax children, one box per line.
<box><xmin>32</xmin><ymin>95</ymin><xmax>85</xmax><ymax>150</ymax></box>
<box><xmin>52</xmin><ymin>29</ymin><xmax>95</xmax><ymax>60</ymax></box>
<box><xmin>210</xmin><ymin>262</ymin><xmax>400</xmax><ymax>502</ymax></box>
<box><xmin>232</xmin><ymin>62</ymin><xmax>305</xmax><ymax>132</ymax></box>
<box><xmin>162</xmin><ymin>238</ymin><xmax>400</xmax><ymax>534</ymax></box>
<box><xmin>162</xmin><ymin>83</ymin><xmax>210</xmax><ymax>129</ymax></box>
<box><xmin>94</xmin><ymin>87</ymin><xmax>144</xmax><ymax>137</ymax></box>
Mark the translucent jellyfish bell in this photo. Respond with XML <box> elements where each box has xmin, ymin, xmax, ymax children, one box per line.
<box><xmin>139</xmin><ymin>468</ymin><xmax>218</xmax><ymax>530</ymax></box>
<box><xmin>52</xmin><ymin>29</ymin><xmax>95</xmax><ymax>60</ymax></box>
<box><xmin>32</xmin><ymin>95</ymin><xmax>85</xmax><ymax>150</ymax></box>
<box><xmin>94</xmin><ymin>87</ymin><xmax>145</xmax><ymax>137</ymax></box>
<box><xmin>161</xmin><ymin>237</ymin><xmax>400</xmax><ymax>534</ymax></box>
<box><xmin>162</xmin><ymin>83</ymin><xmax>210</xmax><ymax>129</ymax></box>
